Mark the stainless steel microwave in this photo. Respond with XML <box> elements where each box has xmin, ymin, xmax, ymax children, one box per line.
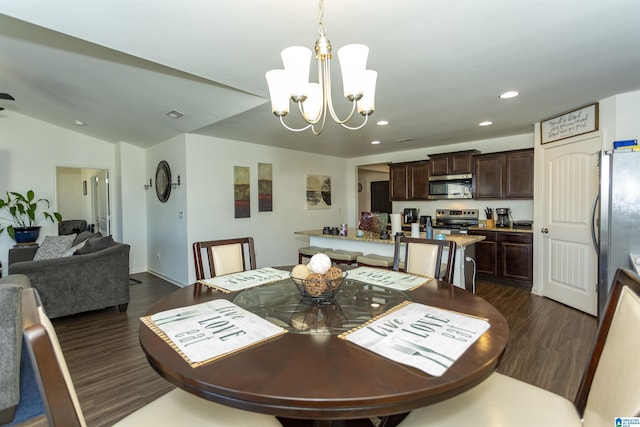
<box><xmin>428</xmin><ymin>174</ymin><xmax>473</xmax><ymax>200</ymax></box>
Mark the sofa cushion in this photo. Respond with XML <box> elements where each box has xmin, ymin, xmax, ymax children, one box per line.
<box><xmin>33</xmin><ymin>235</ymin><xmax>76</xmax><ymax>261</ymax></box>
<box><xmin>75</xmin><ymin>235</ymin><xmax>115</xmax><ymax>255</ymax></box>
<box><xmin>72</xmin><ymin>231</ymin><xmax>95</xmax><ymax>247</ymax></box>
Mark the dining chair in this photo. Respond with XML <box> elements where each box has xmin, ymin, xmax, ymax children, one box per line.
<box><xmin>193</xmin><ymin>237</ymin><xmax>257</xmax><ymax>280</ymax></box>
<box><xmin>392</xmin><ymin>235</ymin><xmax>456</xmax><ymax>283</ymax></box>
<box><xmin>21</xmin><ymin>287</ymin><xmax>283</xmax><ymax>427</ymax></box>
<box><xmin>397</xmin><ymin>267</ymin><xmax>640</xmax><ymax>427</ymax></box>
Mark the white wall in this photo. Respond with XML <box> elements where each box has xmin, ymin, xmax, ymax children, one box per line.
<box><xmin>183</xmin><ymin>135</ymin><xmax>349</xmax><ymax>285</ymax></box>
<box><xmin>118</xmin><ymin>141</ymin><xmax>148</xmax><ymax>274</ymax></box>
<box><xmin>599</xmin><ymin>90</ymin><xmax>640</xmax><ymax>148</ymax></box>
<box><xmin>0</xmin><ymin>113</ymin><xmax>119</xmax><ymax>269</ymax></box>
<box><xmin>56</xmin><ymin>167</ymin><xmax>85</xmax><ymax>219</ymax></box>
<box><xmin>145</xmin><ymin>135</ymin><xmax>188</xmax><ymax>284</ymax></box>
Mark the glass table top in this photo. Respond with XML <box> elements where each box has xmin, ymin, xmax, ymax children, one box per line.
<box><xmin>232</xmin><ymin>278</ymin><xmax>407</xmax><ymax>335</ymax></box>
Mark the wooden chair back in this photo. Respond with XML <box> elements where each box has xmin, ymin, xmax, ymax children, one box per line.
<box><xmin>192</xmin><ymin>237</ymin><xmax>256</xmax><ymax>280</ymax></box>
<box><xmin>393</xmin><ymin>235</ymin><xmax>456</xmax><ymax>283</ymax></box>
<box><xmin>21</xmin><ymin>288</ymin><xmax>86</xmax><ymax>427</ymax></box>
<box><xmin>575</xmin><ymin>267</ymin><xmax>640</xmax><ymax>423</ymax></box>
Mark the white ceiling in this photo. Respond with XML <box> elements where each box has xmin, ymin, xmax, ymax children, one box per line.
<box><xmin>1</xmin><ymin>1</ymin><xmax>639</xmax><ymax>158</ymax></box>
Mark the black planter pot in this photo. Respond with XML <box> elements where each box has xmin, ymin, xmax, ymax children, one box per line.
<box><xmin>14</xmin><ymin>226</ymin><xmax>41</xmax><ymax>244</ymax></box>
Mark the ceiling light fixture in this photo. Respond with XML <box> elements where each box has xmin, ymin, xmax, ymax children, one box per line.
<box><xmin>265</xmin><ymin>0</ymin><xmax>377</xmax><ymax>136</ymax></box>
<box><xmin>499</xmin><ymin>91</ymin><xmax>519</xmax><ymax>99</ymax></box>
<box><xmin>166</xmin><ymin>110</ymin><xmax>184</xmax><ymax>119</ymax></box>
<box><xmin>479</xmin><ymin>121</ymin><xmax>493</xmax><ymax>126</ymax></box>
<box><xmin>371</xmin><ymin>140</ymin><xmax>381</xmax><ymax>145</ymax></box>
<box><xmin>377</xmin><ymin>120</ymin><xmax>389</xmax><ymax>126</ymax></box>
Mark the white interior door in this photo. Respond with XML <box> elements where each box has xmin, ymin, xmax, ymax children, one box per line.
<box><xmin>91</xmin><ymin>171</ymin><xmax>110</xmax><ymax>236</ymax></box>
<box><xmin>539</xmin><ymin>134</ymin><xmax>600</xmax><ymax>315</ymax></box>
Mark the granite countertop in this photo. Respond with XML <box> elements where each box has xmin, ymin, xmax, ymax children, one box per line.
<box><xmin>295</xmin><ymin>229</ymin><xmax>485</xmax><ymax>248</ymax></box>
<box><xmin>467</xmin><ymin>226</ymin><xmax>534</xmax><ymax>234</ymax></box>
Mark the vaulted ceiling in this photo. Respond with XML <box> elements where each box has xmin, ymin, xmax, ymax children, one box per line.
<box><xmin>1</xmin><ymin>1</ymin><xmax>639</xmax><ymax>157</ymax></box>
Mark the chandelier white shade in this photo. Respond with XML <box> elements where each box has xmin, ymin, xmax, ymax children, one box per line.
<box><xmin>265</xmin><ymin>1</ymin><xmax>377</xmax><ymax>135</ymax></box>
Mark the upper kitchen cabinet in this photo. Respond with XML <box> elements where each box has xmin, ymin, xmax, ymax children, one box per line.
<box><xmin>428</xmin><ymin>150</ymin><xmax>478</xmax><ymax>176</ymax></box>
<box><xmin>474</xmin><ymin>149</ymin><xmax>533</xmax><ymax>199</ymax></box>
<box><xmin>389</xmin><ymin>161</ymin><xmax>430</xmax><ymax>201</ymax></box>
<box><xmin>389</xmin><ymin>163</ymin><xmax>409</xmax><ymax>201</ymax></box>
<box><xmin>505</xmin><ymin>149</ymin><xmax>534</xmax><ymax>198</ymax></box>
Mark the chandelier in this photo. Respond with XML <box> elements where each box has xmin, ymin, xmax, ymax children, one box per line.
<box><xmin>265</xmin><ymin>0</ymin><xmax>377</xmax><ymax>135</ymax></box>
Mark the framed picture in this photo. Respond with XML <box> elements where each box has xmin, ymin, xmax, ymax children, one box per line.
<box><xmin>306</xmin><ymin>174</ymin><xmax>331</xmax><ymax>209</ymax></box>
<box><xmin>540</xmin><ymin>103</ymin><xmax>599</xmax><ymax>144</ymax></box>
<box><xmin>234</xmin><ymin>166</ymin><xmax>250</xmax><ymax>218</ymax></box>
<box><xmin>258</xmin><ymin>163</ymin><xmax>273</xmax><ymax>212</ymax></box>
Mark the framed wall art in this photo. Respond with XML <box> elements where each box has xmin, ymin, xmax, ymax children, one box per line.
<box><xmin>306</xmin><ymin>174</ymin><xmax>331</xmax><ymax>209</ymax></box>
<box><xmin>540</xmin><ymin>103</ymin><xmax>599</xmax><ymax>145</ymax></box>
<box><xmin>234</xmin><ymin>166</ymin><xmax>250</xmax><ymax>218</ymax></box>
<box><xmin>258</xmin><ymin>162</ymin><xmax>273</xmax><ymax>212</ymax></box>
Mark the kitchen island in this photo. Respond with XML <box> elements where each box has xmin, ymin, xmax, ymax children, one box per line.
<box><xmin>294</xmin><ymin>229</ymin><xmax>485</xmax><ymax>291</ymax></box>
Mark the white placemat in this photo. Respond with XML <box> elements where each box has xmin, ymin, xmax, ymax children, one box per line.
<box><xmin>197</xmin><ymin>267</ymin><xmax>291</xmax><ymax>293</ymax></box>
<box><xmin>339</xmin><ymin>301</ymin><xmax>490</xmax><ymax>376</ymax></box>
<box><xmin>347</xmin><ymin>266</ymin><xmax>432</xmax><ymax>291</ymax></box>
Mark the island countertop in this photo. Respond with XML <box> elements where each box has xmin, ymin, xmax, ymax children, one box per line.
<box><xmin>294</xmin><ymin>229</ymin><xmax>485</xmax><ymax>248</ymax></box>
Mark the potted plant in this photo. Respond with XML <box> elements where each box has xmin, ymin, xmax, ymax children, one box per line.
<box><xmin>0</xmin><ymin>190</ymin><xmax>62</xmax><ymax>244</ymax></box>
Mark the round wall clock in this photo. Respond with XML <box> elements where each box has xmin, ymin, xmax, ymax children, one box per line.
<box><xmin>155</xmin><ymin>160</ymin><xmax>172</xmax><ymax>203</ymax></box>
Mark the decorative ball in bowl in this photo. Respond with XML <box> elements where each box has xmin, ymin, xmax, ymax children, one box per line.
<box><xmin>290</xmin><ymin>255</ymin><xmax>347</xmax><ymax>303</ymax></box>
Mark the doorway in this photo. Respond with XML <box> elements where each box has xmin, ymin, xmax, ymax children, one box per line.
<box><xmin>357</xmin><ymin>163</ymin><xmax>390</xmax><ymax>215</ymax></box>
<box><xmin>370</xmin><ymin>181</ymin><xmax>391</xmax><ymax>213</ymax></box>
<box><xmin>56</xmin><ymin>167</ymin><xmax>110</xmax><ymax>236</ymax></box>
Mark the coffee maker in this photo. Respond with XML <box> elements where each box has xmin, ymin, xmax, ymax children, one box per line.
<box><xmin>495</xmin><ymin>208</ymin><xmax>511</xmax><ymax>228</ymax></box>
<box><xmin>403</xmin><ymin>208</ymin><xmax>419</xmax><ymax>224</ymax></box>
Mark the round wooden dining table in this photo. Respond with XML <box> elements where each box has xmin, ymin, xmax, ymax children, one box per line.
<box><xmin>138</xmin><ymin>270</ymin><xmax>509</xmax><ymax>426</ymax></box>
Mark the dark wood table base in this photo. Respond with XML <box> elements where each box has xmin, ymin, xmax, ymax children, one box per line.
<box><xmin>278</xmin><ymin>413</ymin><xmax>409</xmax><ymax>427</ymax></box>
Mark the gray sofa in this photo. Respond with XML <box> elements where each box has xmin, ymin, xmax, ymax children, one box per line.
<box><xmin>0</xmin><ymin>274</ymin><xmax>30</xmax><ymax>424</ymax></box>
<box><xmin>8</xmin><ymin>233</ymin><xmax>130</xmax><ymax>319</ymax></box>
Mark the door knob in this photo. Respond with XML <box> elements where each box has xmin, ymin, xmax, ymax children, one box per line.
<box><xmin>541</xmin><ymin>228</ymin><xmax>549</xmax><ymax>233</ymax></box>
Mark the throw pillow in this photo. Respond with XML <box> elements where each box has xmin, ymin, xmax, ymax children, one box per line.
<box><xmin>72</xmin><ymin>231</ymin><xmax>94</xmax><ymax>247</ymax></box>
<box><xmin>63</xmin><ymin>240</ymin><xmax>88</xmax><ymax>257</ymax></box>
<box><xmin>75</xmin><ymin>235</ymin><xmax>115</xmax><ymax>255</ymax></box>
<box><xmin>33</xmin><ymin>235</ymin><xmax>77</xmax><ymax>261</ymax></box>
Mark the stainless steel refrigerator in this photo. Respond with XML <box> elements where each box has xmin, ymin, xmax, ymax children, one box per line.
<box><xmin>597</xmin><ymin>149</ymin><xmax>640</xmax><ymax>317</ymax></box>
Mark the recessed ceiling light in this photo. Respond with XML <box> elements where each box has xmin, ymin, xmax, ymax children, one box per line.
<box><xmin>479</xmin><ymin>121</ymin><xmax>493</xmax><ymax>126</ymax></box>
<box><xmin>371</xmin><ymin>140</ymin><xmax>381</xmax><ymax>145</ymax></box>
<box><xmin>74</xmin><ymin>120</ymin><xmax>86</xmax><ymax>127</ymax></box>
<box><xmin>499</xmin><ymin>91</ymin><xmax>519</xmax><ymax>99</ymax></box>
<box><xmin>376</xmin><ymin>120</ymin><xmax>389</xmax><ymax>126</ymax></box>
<box><xmin>166</xmin><ymin>110</ymin><xmax>184</xmax><ymax>119</ymax></box>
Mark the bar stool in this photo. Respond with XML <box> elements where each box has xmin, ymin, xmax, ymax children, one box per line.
<box><xmin>298</xmin><ymin>246</ymin><xmax>331</xmax><ymax>264</ymax></box>
<box><xmin>326</xmin><ymin>249</ymin><xmax>363</xmax><ymax>265</ymax></box>
<box><xmin>355</xmin><ymin>254</ymin><xmax>394</xmax><ymax>269</ymax></box>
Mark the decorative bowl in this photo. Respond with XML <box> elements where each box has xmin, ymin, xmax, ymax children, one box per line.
<box><xmin>290</xmin><ymin>271</ymin><xmax>348</xmax><ymax>304</ymax></box>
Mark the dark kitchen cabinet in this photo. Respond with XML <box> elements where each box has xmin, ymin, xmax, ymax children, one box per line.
<box><xmin>499</xmin><ymin>232</ymin><xmax>533</xmax><ymax>283</ymax></box>
<box><xmin>428</xmin><ymin>150</ymin><xmax>477</xmax><ymax>176</ymax></box>
<box><xmin>409</xmin><ymin>161</ymin><xmax>429</xmax><ymax>200</ymax></box>
<box><xmin>389</xmin><ymin>163</ymin><xmax>409</xmax><ymax>201</ymax></box>
<box><xmin>474</xmin><ymin>149</ymin><xmax>533</xmax><ymax>199</ymax></box>
<box><xmin>505</xmin><ymin>149</ymin><xmax>534</xmax><ymax>198</ymax></box>
<box><xmin>469</xmin><ymin>230</ymin><xmax>533</xmax><ymax>287</ymax></box>
<box><xmin>474</xmin><ymin>154</ymin><xmax>503</xmax><ymax>199</ymax></box>
<box><xmin>469</xmin><ymin>230</ymin><xmax>497</xmax><ymax>276</ymax></box>
<box><xmin>389</xmin><ymin>161</ymin><xmax>429</xmax><ymax>201</ymax></box>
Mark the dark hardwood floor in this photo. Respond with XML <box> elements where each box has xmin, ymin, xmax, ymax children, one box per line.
<box><xmin>17</xmin><ymin>274</ymin><xmax>597</xmax><ymax>426</ymax></box>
